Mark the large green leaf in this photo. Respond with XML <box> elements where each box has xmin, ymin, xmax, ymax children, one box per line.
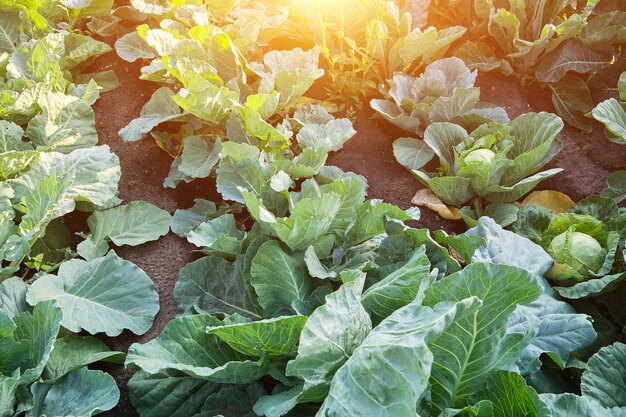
<box><xmin>26</xmin><ymin>252</ymin><xmax>159</xmax><ymax>336</ymax></box>
<box><xmin>541</xmin><ymin>393</ymin><xmax>626</xmax><ymax>417</ymax></box>
<box><xmin>43</xmin><ymin>335</ymin><xmax>124</xmax><ymax>382</ymax></box>
<box><xmin>206</xmin><ymin>315</ymin><xmax>307</xmax><ymax>359</ymax></box>
<box><xmin>0</xmin><ymin>12</ymin><xmax>19</xmax><ymax>53</ymax></box>
<box><xmin>170</xmin><ymin>198</ymin><xmax>218</xmax><ymax>237</ymax></box>
<box><xmin>0</xmin><ymin>376</ymin><xmax>18</xmax><ymax>417</ymax></box>
<box><xmin>581</xmin><ymin>342</ymin><xmax>626</xmax><ymax>408</ymax></box>
<box><xmin>591</xmin><ymin>98</ymin><xmax>626</xmax><ymax>144</ymax></box>
<box><xmin>31</xmin><ymin>219</ymin><xmax>71</xmax><ymax>264</ymax></box>
<box><xmin>423</xmin><ymin>122</ymin><xmax>468</xmax><ymax>171</ymax></box>
<box><xmin>296</xmin><ymin>119</ymin><xmax>356</xmax><ymax>152</ymax></box>
<box><xmin>362</xmin><ymin>245</ymin><xmax>432</xmax><ymax>322</ymax></box>
<box><xmin>243</xmin><ymin>191</ymin><xmax>341</xmax><ymax>251</ymax></box>
<box><xmin>509</xmin><ymin>293</ymin><xmax>596</xmax><ymax>374</ymax></box>
<box><xmin>412</xmin><ymin>171</ymin><xmax>475</xmax><ymax>206</ymax></box>
<box><xmin>423</xmin><ymin>262</ymin><xmax>542</xmax><ymax>413</ymax></box>
<box><xmin>0</xmin><ymin>300</ymin><xmax>61</xmax><ymax>384</ymax></box>
<box><xmin>179</xmin><ymin>136</ymin><xmax>222</xmax><ymax>179</ymax></box>
<box><xmin>59</xmin><ymin>33</ymin><xmax>112</xmax><ymax>71</ymax></box>
<box><xmin>0</xmin><ymin>121</ymin><xmax>30</xmax><ymax>152</ymax></box>
<box><xmin>549</xmin><ymin>75</ymin><xmax>594</xmax><ymax>132</ymax></box>
<box><xmin>478</xmin><ymin>371</ymin><xmax>550</xmax><ymax>417</ymax></box>
<box><xmin>0</xmin><ymin>150</ymin><xmax>37</xmax><ymax>181</ymax></box>
<box><xmin>216</xmin><ymin>158</ymin><xmax>281</xmax><ymax>210</ymax></box>
<box><xmin>87</xmin><ymin>201</ymin><xmax>171</xmax><ymax>246</ymax></box>
<box><xmin>554</xmin><ymin>272</ymin><xmax>626</xmax><ymax>299</ymax></box>
<box><xmin>126</xmin><ymin>315</ymin><xmax>268</xmax><ymax>383</ymax></box>
<box><xmin>9</xmin><ymin>146</ymin><xmax>121</xmax><ymax>209</ymax></box>
<box><xmin>250</xmin><ymin>240</ymin><xmax>316</xmax><ymax>317</ymax></box>
<box><xmin>317</xmin><ymin>296</ymin><xmax>482</xmax><ymax>416</ymax></box>
<box><xmin>128</xmin><ymin>370</ymin><xmax>218</xmax><ymax>417</ymax></box>
<box><xmin>17</xmin><ymin>173</ymin><xmax>74</xmax><ymax>237</ymax></box>
<box><xmin>119</xmin><ymin>87</ymin><xmax>183</xmax><ymax>142</ymax></box>
<box><xmin>25</xmin><ymin>92</ymin><xmax>98</xmax><ymax>153</ymax></box>
<box><xmin>186</xmin><ymin>214</ymin><xmax>246</xmax><ymax>259</ymax></box>
<box><xmin>255</xmin><ymin>47</ymin><xmax>324</xmax><ymax>109</ymax></box>
<box><xmin>253</xmin><ymin>384</ymin><xmax>312</xmax><ymax>417</ymax></box>
<box><xmin>202</xmin><ymin>383</ymin><xmax>264</xmax><ymax>417</ymax></box>
<box><xmin>581</xmin><ymin>11</ymin><xmax>626</xmax><ymax>46</ymax></box>
<box><xmin>286</xmin><ymin>277</ymin><xmax>371</xmax><ymax>394</ymax></box>
<box><xmin>465</xmin><ymin>217</ymin><xmax>554</xmax><ymax>283</ymax></box>
<box><xmin>465</xmin><ymin>218</ymin><xmax>596</xmax><ymax>373</ymax></box>
<box><xmin>0</xmin><ymin>277</ymin><xmax>28</xmax><ymax>318</ymax></box>
<box><xmin>393</xmin><ymin>137</ymin><xmax>436</xmax><ymax>170</ymax></box>
<box><xmin>173</xmin><ymin>255</ymin><xmax>261</xmax><ymax>318</ymax></box>
<box><xmin>346</xmin><ymin>199</ymin><xmax>417</xmax><ymax>244</ymax></box>
<box><xmin>535</xmin><ymin>39</ymin><xmax>613</xmax><ymax>83</ymax></box>
<box><xmin>601</xmin><ymin>171</ymin><xmax>626</xmax><ymax>203</ymax></box>
<box><xmin>27</xmin><ymin>368</ymin><xmax>119</xmax><ymax>417</ymax></box>
<box><xmin>115</xmin><ymin>31</ymin><xmax>156</xmax><ymax>62</ymax></box>
<box><xmin>173</xmin><ymin>84</ymin><xmax>236</xmax><ymax>125</ymax></box>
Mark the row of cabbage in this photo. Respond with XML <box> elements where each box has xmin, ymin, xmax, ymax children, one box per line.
<box><xmin>0</xmin><ymin>1</ymin><xmax>174</xmax><ymax>415</ymax></box>
<box><xmin>105</xmin><ymin>1</ymin><xmax>626</xmax><ymax>417</ymax></box>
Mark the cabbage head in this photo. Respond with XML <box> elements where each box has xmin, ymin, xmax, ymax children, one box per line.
<box><xmin>540</xmin><ymin>212</ymin><xmax>620</xmax><ymax>285</ymax></box>
<box><xmin>547</xmin><ymin>231</ymin><xmax>606</xmax><ymax>282</ymax></box>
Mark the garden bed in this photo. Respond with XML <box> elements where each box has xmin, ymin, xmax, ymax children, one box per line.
<box><xmin>88</xmin><ymin>52</ymin><xmax>626</xmax><ymax>415</ymax></box>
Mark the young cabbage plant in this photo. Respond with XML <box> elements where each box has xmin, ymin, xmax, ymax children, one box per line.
<box><xmin>393</xmin><ymin>112</ymin><xmax>564</xmax><ymax>206</ymax></box>
<box><xmin>371</xmin><ymin>57</ymin><xmax>509</xmax><ymax>135</ymax></box>
<box><xmin>512</xmin><ymin>195</ymin><xmax>626</xmax><ymax>299</ymax></box>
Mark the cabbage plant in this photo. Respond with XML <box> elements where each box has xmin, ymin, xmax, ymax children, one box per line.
<box><xmin>371</xmin><ymin>57</ymin><xmax>509</xmax><ymax>135</ymax></box>
<box><xmin>512</xmin><ymin>195</ymin><xmax>626</xmax><ymax>299</ymax></box>
<box><xmin>394</xmin><ymin>112</ymin><xmax>564</xmax><ymax>206</ymax></box>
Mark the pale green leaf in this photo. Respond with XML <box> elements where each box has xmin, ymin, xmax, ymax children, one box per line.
<box><xmin>286</xmin><ymin>277</ymin><xmax>371</xmax><ymax>392</ymax></box>
<box><xmin>87</xmin><ymin>201</ymin><xmax>171</xmax><ymax>246</ymax></box>
<box><xmin>362</xmin><ymin>245</ymin><xmax>432</xmax><ymax>322</ymax></box>
<box><xmin>26</xmin><ymin>252</ymin><xmax>159</xmax><ymax>336</ymax></box>
<box><xmin>591</xmin><ymin>98</ymin><xmax>626</xmax><ymax>144</ymax></box>
<box><xmin>296</xmin><ymin>119</ymin><xmax>356</xmax><ymax>152</ymax></box>
<box><xmin>115</xmin><ymin>31</ymin><xmax>156</xmax><ymax>62</ymax></box>
<box><xmin>25</xmin><ymin>92</ymin><xmax>98</xmax><ymax>153</ymax></box>
<box><xmin>179</xmin><ymin>136</ymin><xmax>222</xmax><ymax>179</ymax></box>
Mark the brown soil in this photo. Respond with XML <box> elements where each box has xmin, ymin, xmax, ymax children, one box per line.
<box><xmin>89</xmin><ymin>51</ymin><xmax>626</xmax><ymax>415</ymax></box>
